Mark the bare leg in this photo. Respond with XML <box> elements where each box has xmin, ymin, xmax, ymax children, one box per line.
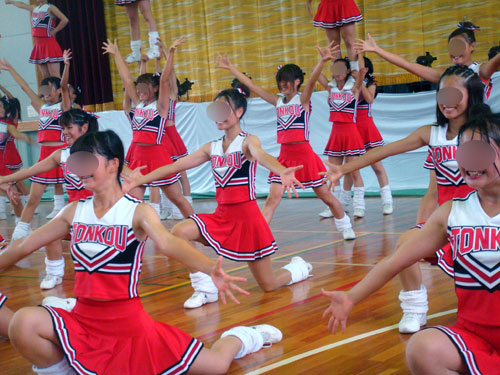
<box><xmin>247</xmin><ymin>257</ymin><xmax>291</xmax><ymax>292</ymax></box>
<box><xmin>54</xmin><ymin>184</ymin><xmax>63</xmax><ymax>195</ymax></box>
<box><xmin>8</xmin><ymin>307</ymin><xmax>63</xmax><ymax>368</ymax></box>
<box><xmin>124</xmin><ymin>2</ymin><xmax>141</xmax><ymax>41</ymax></box>
<box><xmin>9</xmin><ymin>170</ymin><xmax>30</xmax><ymax>196</ymax></box>
<box><xmin>172</xmin><ymin>219</ymin><xmax>208</xmax><ymax>274</ymax></box>
<box><xmin>179</xmin><ymin>171</ymin><xmax>191</xmax><ymax>196</ymax></box>
<box><xmin>397</xmin><ymin>228</ymin><xmax>423</xmax><ymax>291</ymax></box>
<box><xmin>45</xmin><ymin>241</ymin><xmax>63</xmax><ymax>262</ymax></box>
<box><xmin>261</xmin><ymin>183</ymin><xmax>283</xmax><ymax>224</ymax></box>
<box><xmin>0</xmin><ymin>304</ymin><xmax>14</xmax><ymax>338</ymax></box>
<box><xmin>138</xmin><ymin>0</ymin><xmax>158</xmax><ymax>32</ymax></box>
<box><xmin>38</xmin><ymin>64</ymin><xmax>50</xmax><ymax>79</ymax></box>
<box><xmin>370</xmin><ymin>161</ymin><xmax>389</xmax><ymax>188</ymax></box>
<box><xmin>149</xmin><ymin>187</ymin><xmax>160</xmax><ymax>204</ymax></box>
<box><xmin>324</xmin><ymin>28</ymin><xmax>342</xmax><ymax>59</ymax></box>
<box><xmin>406</xmin><ymin>328</ymin><xmax>468</xmax><ymax>375</ymax></box>
<box><xmin>161</xmin><ymin>183</ymin><xmax>193</xmax><ymax>218</ymax></box>
<box><xmin>339</xmin><ymin>23</ymin><xmax>357</xmax><ymax>62</ymax></box>
<box><xmin>188</xmin><ymin>338</ymin><xmax>241</xmax><ymax>375</ymax></box>
<box><xmin>130</xmin><ymin>186</ymin><xmax>146</xmax><ymax>200</ymax></box>
<box><xmin>20</xmin><ymin>182</ymin><xmax>47</xmax><ymax>223</ymax></box>
<box><xmin>345</xmin><ymin>156</ymin><xmax>363</xmax><ymax>188</ymax></box>
<box><xmin>313</xmin><ymin>184</ymin><xmax>344</xmax><ymax>219</ymax></box>
<box><xmin>47</xmin><ymin>62</ymin><xmax>60</xmax><ymax>78</ymax></box>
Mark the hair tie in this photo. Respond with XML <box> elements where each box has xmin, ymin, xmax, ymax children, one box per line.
<box><xmin>275</xmin><ymin>65</ymin><xmax>283</xmax><ymax>76</ymax></box>
<box><xmin>457</xmin><ymin>17</ymin><xmax>480</xmax><ymax>31</ymax></box>
<box><xmin>2</xmin><ymin>96</ymin><xmax>10</xmax><ymax>103</ymax></box>
<box><xmin>86</xmin><ymin>112</ymin><xmax>99</xmax><ymax>119</ymax></box>
<box><xmin>236</xmin><ymin>87</ymin><xmax>245</xmax><ymax>96</ymax></box>
<box><xmin>153</xmin><ymin>72</ymin><xmax>161</xmax><ymax>77</ymax></box>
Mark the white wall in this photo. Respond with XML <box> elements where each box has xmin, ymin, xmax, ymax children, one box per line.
<box><xmin>0</xmin><ymin>1</ymin><xmax>37</xmax><ymax>121</ymax></box>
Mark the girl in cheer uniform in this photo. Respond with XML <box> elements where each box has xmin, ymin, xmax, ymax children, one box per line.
<box><xmin>102</xmin><ymin>38</ymin><xmax>193</xmax><ymax>218</ymax></box>
<box><xmin>6</xmin><ymin>0</ymin><xmax>68</xmax><ymax>78</ymax></box>
<box><xmin>217</xmin><ymin>43</ymin><xmax>356</xmax><ymax>240</ymax></box>
<box><xmin>124</xmin><ymin>47</ymin><xmax>312</xmax><ymax>309</ymax></box>
<box><xmin>321</xmin><ymin>65</ymin><xmax>484</xmax><ymax>333</ymax></box>
<box><xmin>322</xmin><ymin>105</ymin><xmax>500</xmax><ymax>375</ymax></box>
<box><xmin>1</xmin><ymin>130</ymin><xmax>281</xmax><ymax>375</ymax></box>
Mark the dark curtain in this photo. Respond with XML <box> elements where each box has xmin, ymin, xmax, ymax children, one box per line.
<box><xmin>53</xmin><ymin>0</ymin><xmax>113</xmax><ymax>108</ymax></box>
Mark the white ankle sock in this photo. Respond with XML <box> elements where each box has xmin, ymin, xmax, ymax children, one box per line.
<box><xmin>130</xmin><ymin>40</ymin><xmax>142</xmax><ymax>53</ymax></box>
<box><xmin>45</xmin><ymin>257</ymin><xmax>65</xmax><ymax>277</ymax></box>
<box><xmin>189</xmin><ymin>272</ymin><xmax>218</xmax><ymax>294</ymax></box>
<box><xmin>54</xmin><ymin>195</ymin><xmax>65</xmax><ymax>211</ymax></box>
<box><xmin>334</xmin><ymin>214</ymin><xmax>352</xmax><ymax>231</ymax></box>
<box><xmin>148</xmin><ymin>31</ymin><xmax>159</xmax><ymax>48</ymax></box>
<box><xmin>353</xmin><ymin>187</ymin><xmax>365</xmax><ymax>210</ymax></box>
<box><xmin>399</xmin><ymin>285</ymin><xmax>428</xmax><ymax>314</ymax></box>
<box><xmin>380</xmin><ymin>185</ymin><xmax>393</xmax><ymax>204</ymax></box>
<box><xmin>221</xmin><ymin>326</ymin><xmax>264</xmax><ymax>359</ymax></box>
<box><xmin>33</xmin><ymin>358</ymin><xmax>75</xmax><ymax>375</ymax></box>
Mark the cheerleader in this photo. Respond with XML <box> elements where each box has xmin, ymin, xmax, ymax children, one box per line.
<box><xmin>0</xmin><ymin>59</ymin><xmax>70</xmax><ymax>239</ymax></box>
<box><xmin>318</xmin><ymin>57</ymin><xmax>366</xmax><ymax>217</ymax></box>
<box><xmin>2</xmin><ymin>130</ymin><xmax>281</xmax><ymax>375</ymax></box>
<box><xmin>217</xmin><ymin>44</ymin><xmax>356</xmax><ymax>240</ymax></box>
<box><xmin>102</xmin><ymin>38</ymin><xmax>193</xmax><ymax>218</ymax></box>
<box><xmin>6</xmin><ymin>0</ymin><xmax>68</xmax><ymax>78</ymax></box>
<box><xmin>355</xmin><ymin>20</ymin><xmax>500</xmax><ymax>100</ymax></box>
<box><xmin>60</xmin><ymin>49</ymin><xmax>82</xmax><ymax>110</ymax></box>
<box><xmin>0</xmin><ymin>109</ymin><xmax>97</xmax><ymax>290</ymax></box>
<box><xmin>114</xmin><ymin>0</ymin><xmax>161</xmax><ymax>63</ymax></box>
<box><xmin>320</xmin><ymin>56</ymin><xmax>393</xmax><ymax>217</ymax></box>
<box><xmin>306</xmin><ymin>0</ymin><xmax>362</xmax><ymax>68</ymax></box>
<box><xmin>322</xmin><ymin>106</ymin><xmax>500</xmax><ymax>375</ymax></box>
<box><xmin>321</xmin><ymin>65</ymin><xmax>484</xmax><ymax>333</ymax></box>
<box><xmin>124</xmin><ymin>79</ymin><xmax>312</xmax><ymax>309</ymax></box>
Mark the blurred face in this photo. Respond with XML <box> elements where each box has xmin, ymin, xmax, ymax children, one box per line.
<box><xmin>62</xmin><ymin>123</ymin><xmax>87</xmax><ymax>146</ymax></box>
<box><xmin>458</xmin><ymin>130</ymin><xmax>500</xmax><ymax>190</ymax></box>
<box><xmin>0</xmin><ymin>102</ymin><xmax>5</xmax><ymax>118</ymax></box>
<box><xmin>40</xmin><ymin>84</ymin><xmax>61</xmax><ymax>105</ymax></box>
<box><xmin>331</xmin><ymin>61</ymin><xmax>350</xmax><ymax>82</ymax></box>
<box><xmin>437</xmin><ymin>76</ymin><xmax>469</xmax><ymax>121</ymax></box>
<box><xmin>77</xmin><ymin>154</ymin><xmax>118</xmax><ymax>191</ymax></box>
<box><xmin>136</xmin><ymin>82</ymin><xmax>157</xmax><ymax>103</ymax></box>
<box><xmin>212</xmin><ymin>97</ymin><xmax>242</xmax><ymax>131</ymax></box>
<box><xmin>448</xmin><ymin>36</ymin><xmax>475</xmax><ymax>65</ymax></box>
<box><xmin>278</xmin><ymin>79</ymin><xmax>299</xmax><ymax>96</ymax></box>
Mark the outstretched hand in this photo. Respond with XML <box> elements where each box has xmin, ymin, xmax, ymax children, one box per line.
<box><xmin>216</xmin><ymin>53</ymin><xmax>232</xmax><ymax>70</ymax></box>
<box><xmin>63</xmin><ymin>49</ymin><xmax>72</xmax><ymax>65</ymax></box>
<box><xmin>280</xmin><ymin>165</ymin><xmax>305</xmax><ymax>198</ymax></box>
<box><xmin>102</xmin><ymin>38</ymin><xmax>119</xmax><ymax>56</ymax></box>
<box><xmin>354</xmin><ymin>33</ymin><xmax>378</xmax><ymax>54</ymax></box>
<box><xmin>321</xmin><ymin>289</ymin><xmax>354</xmax><ymax>334</ymax></box>
<box><xmin>5</xmin><ymin>184</ymin><xmax>20</xmax><ymax>205</ymax></box>
<box><xmin>318</xmin><ymin>160</ymin><xmax>344</xmax><ymax>190</ymax></box>
<box><xmin>0</xmin><ymin>58</ymin><xmax>11</xmax><ymax>71</ymax></box>
<box><xmin>169</xmin><ymin>36</ymin><xmax>185</xmax><ymax>52</ymax></box>
<box><xmin>121</xmin><ymin>165</ymin><xmax>146</xmax><ymax>194</ymax></box>
<box><xmin>210</xmin><ymin>256</ymin><xmax>249</xmax><ymax>305</ymax></box>
<box><xmin>316</xmin><ymin>41</ymin><xmax>340</xmax><ymax>63</ymax></box>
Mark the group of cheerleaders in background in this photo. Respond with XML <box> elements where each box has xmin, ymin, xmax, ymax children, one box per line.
<box><xmin>0</xmin><ymin>0</ymin><xmax>498</xmax><ymax>374</ymax></box>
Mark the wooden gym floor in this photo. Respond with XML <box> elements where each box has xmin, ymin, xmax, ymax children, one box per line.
<box><xmin>0</xmin><ymin>196</ymin><xmax>457</xmax><ymax>374</ymax></box>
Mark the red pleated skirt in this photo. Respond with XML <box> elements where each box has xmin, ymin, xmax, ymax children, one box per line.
<box><xmin>313</xmin><ymin>0</ymin><xmax>363</xmax><ymax>29</ymax></box>
<box><xmin>190</xmin><ymin>200</ymin><xmax>277</xmax><ymax>262</ymax></box>
<box><xmin>165</xmin><ymin>125</ymin><xmax>188</xmax><ymax>161</ymax></box>
<box><xmin>43</xmin><ymin>297</ymin><xmax>203</xmax><ymax>375</ymax></box>
<box><xmin>356</xmin><ymin>112</ymin><xmax>384</xmax><ymax>149</ymax></box>
<box><xmin>30</xmin><ymin>144</ymin><xmax>65</xmax><ymax>184</ymax></box>
<box><xmin>4</xmin><ymin>140</ymin><xmax>23</xmax><ymax>169</ymax></box>
<box><xmin>268</xmin><ymin>142</ymin><xmax>325</xmax><ymax>188</ymax></box>
<box><xmin>29</xmin><ymin>37</ymin><xmax>64</xmax><ymax>64</ymax></box>
<box><xmin>324</xmin><ymin>122</ymin><xmax>365</xmax><ymax>157</ymax></box>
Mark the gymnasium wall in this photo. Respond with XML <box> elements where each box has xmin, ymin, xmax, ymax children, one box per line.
<box><xmin>103</xmin><ymin>0</ymin><xmax>500</xmax><ymax>106</ymax></box>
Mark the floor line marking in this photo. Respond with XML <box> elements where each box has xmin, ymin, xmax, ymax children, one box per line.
<box><xmin>245</xmin><ymin>308</ymin><xmax>458</xmax><ymax>375</ymax></box>
<box><xmin>139</xmin><ymin>236</ymin><xmax>371</xmax><ymax>298</ymax></box>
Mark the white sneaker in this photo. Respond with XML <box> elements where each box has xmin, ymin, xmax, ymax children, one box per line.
<box><xmin>383</xmin><ymin>203</ymin><xmax>393</xmax><ymax>215</ymax></box>
<box><xmin>319</xmin><ymin>207</ymin><xmax>333</xmax><ymax>218</ymax></box>
<box><xmin>146</xmin><ymin>48</ymin><xmax>160</xmax><ymax>60</ymax></box>
<box><xmin>167</xmin><ymin>211</ymin><xmax>184</xmax><ymax>220</ymax></box>
<box><xmin>160</xmin><ymin>209</ymin><xmax>171</xmax><ymax>220</ymax></box>
<box><xmin>342</xmin><ymin>228</ymin><xmax>356</xmax><ymax>240</ymax></box>
<box><xmin>183</xmin><ymin>291</ymin><xmax>218</xmax><ymax>309</ymax></box>
<box><xmin>45</xmin><ymin>208</ymin><xmax>60</xmax><ymax>220</ymax></box>
<box><xmin>42</xmin><ymin>296</ymin><xmax>76</xmax><ymax>312</ymax></box>
<box><xmin>353</xmin><ymin>208</ymin><xmax>365</xmax><ymax>218</ymax></box>
<box><xmin>11</xmin><ymin>225</ymin><xmax>31</xmax><ymax>242</ymax></box>
<box><xmin>125</xmin><ymin>51</ymin><xmax>141</xmax><ymax>64</ymax></box>
<box><xmin>252</xmin><ymin>324</ymin><xmax>283</xmax><ymax>347</ymax></box>
<box><xmin>40</xmin><ymin>275</ymin><xmax>62</xmax><ymax>290</ymax></box>
<box><xmin>398</xmin><ymin>313</ymin><xmax>427</xmax><ymax>334</ymax></box>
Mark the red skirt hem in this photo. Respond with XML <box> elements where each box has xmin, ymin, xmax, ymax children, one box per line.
<box><xmin>29</xmin><ymin>37</ymin><xmax>63</xmax><ymax>64</ymax></box>
<box><xmin>30</xmin><ymin>144</ymin><xmax>65</xmax><ymax>184</ymax></box>
<box><xmin>313</xmin><ymin>0</ymin><xmax>363</xmax><ymax>28</ymax></box>
<box><xmin>165</xmin><ymin>125</ymin><xmax>188</xmax><ymax>161</ymax></box>
<box><xmin>324</xmin><ymin>122</ymin><xmax>366</xmax><ymax>157</ymax></box>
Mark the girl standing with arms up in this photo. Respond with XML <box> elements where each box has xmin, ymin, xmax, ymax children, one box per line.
<box><xmin>323</xmin><ymin>106</ymin><xmax>500</xmax><ymax>375</ymax></box>
<box><xmin>5</xmin><ymin>0</ymin><xmax>68</xmax><ymax>78</ymax></box>
<box><xmin>1</xmin><ymin>130</ymin><xmax>281</xmax><ymax>375</ymax></box>
<box><xmin>217</xmin><ymin>43</ymin><xmax>356</xmax><ymax>240</ymax></box>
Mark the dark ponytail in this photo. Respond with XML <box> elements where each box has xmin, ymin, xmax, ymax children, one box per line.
<box><xmin>214</xmin><ymin>83</ymin><xmax>250</xmax><ymax>119</ymax></box>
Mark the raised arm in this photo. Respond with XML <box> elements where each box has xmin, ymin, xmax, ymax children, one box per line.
<box><xmin>306</xmin><ymin>0</ymin><xmax>313</xmax><ymax>18</ymax></box>
<box><xmin>322</xmin><ymin>125</ymin><xmax>431</xmax><ymax>185</ymax></box>
<box><xmin>244</xmin><ymin>135</ymin><xmax>304</xmax><ymax>198</ymax></box>
<box><xmin>158</xmin><ymin>37</ymin><xmax>184</xmax><ymax>117</ymax></box>
<box><xmin>0</xmin><ymin>58</ymin><xmax>43</xmax><ymax>112</ymax></box>
<box><xmin>60</xmin><ymin>49</ymin><xmax>72</xmax><ymax>111</ymax></box>
<box><xmin>0</xmin><ymin>83</ymin><xmax>14</xmax><ymax>99</ymax></box>
<box><xmin>122</xmin><ymin>143</ymin><xmax>211</xmax><ymax>193</ymax></box>
<box><xmin>7</xmin><ymin>124</ymin><xmax>32</xmax><ymax>144</ymax></box>
<box><xmin>47</xmin><ymin>4</ymin><xmax>69</xmax><ymax>37</ymax></box>
<box><xmin>216</xmin><ymin>54</ymin><xmax>278</xmax><ymax>106</ymax></box>
<box><xmin>0</xmin><ymin>149</ymin><xmax>60</xmax><ymax>185</ymax></box>
<box><xmin>479</xmin><ymin>52</ymin><xmax>500</xmax><ymax>82</ymax></box>
<box><xmin>4</xmin><ymin>0</ymin><xmax>34</xmax><ymax>11</ymax></box>
<box><xmin>301</xmin><ymin>42</ymin><xmax>339</xmax><ymax>108</ymax></box>
<box><xmin>323</xmin><ymin>201</ymin><xmax>451</xmax><ymax>334</ymax></box>
<box><xmin>355</xmin><ymin>34</ymin><xmax>444</xmax><ymax>83</ymax></box>
<box><xmin>102</xmin><ymin>39</ymin><xmax>140</xmax><ymax>106</ymax></box>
